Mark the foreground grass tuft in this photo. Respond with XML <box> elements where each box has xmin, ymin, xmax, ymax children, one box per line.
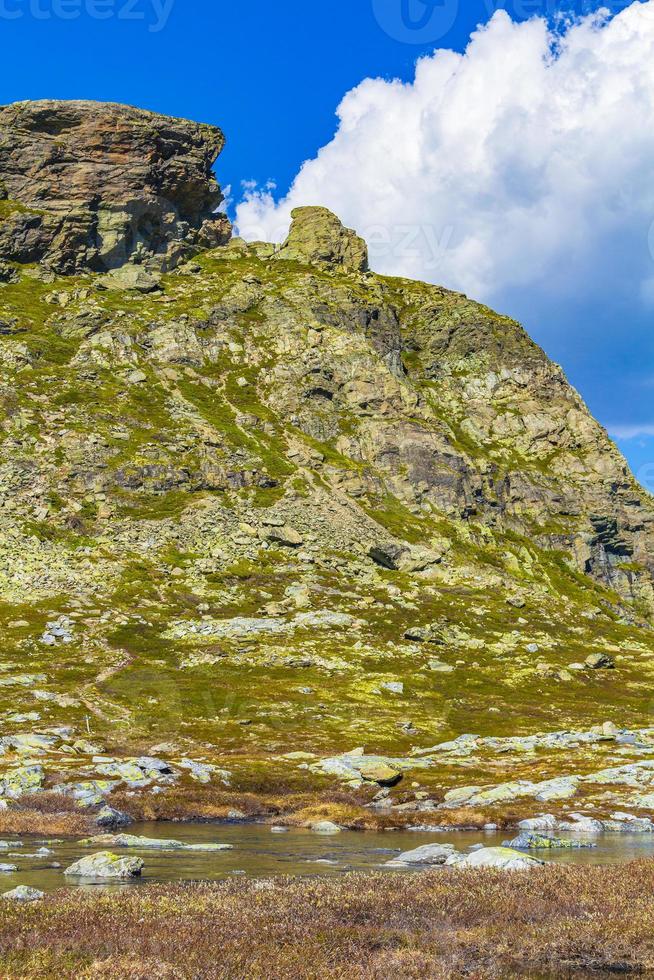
<box><xmin>2</xmin><ymin>863</ymin><xmax>654</xmax><ymax>977</ymax></box>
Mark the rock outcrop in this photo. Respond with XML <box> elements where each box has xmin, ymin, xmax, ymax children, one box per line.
<box><xmin>276</xmin><ymin>206</ymin><xmax>369</xmax><ymax>272</ymax></box>
<box><xmin>0</xmin><ymin>100</ymin><xmax>231</xmax><ymax>273</ymax></box>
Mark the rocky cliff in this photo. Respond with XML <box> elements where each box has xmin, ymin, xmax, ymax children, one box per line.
<box><xmin>0</xmin><ymin>100</ymin><xmax>231</xmax><ymax>273</ymax></box>
<box><xmin>0</xmin><ymin>101</ymin><xmax>654</xmax><ymax>822</ymax></box>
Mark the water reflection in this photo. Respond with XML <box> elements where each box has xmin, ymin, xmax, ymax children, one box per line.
<box><xmin>3</xmin><ymin>822</ymin><xmax>654</xmax><ymax>894</ymax></box>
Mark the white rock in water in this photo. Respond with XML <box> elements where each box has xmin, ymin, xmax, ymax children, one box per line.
<box><xmin>64</xmin><ymin>850</ymin><xmax>144</xmax><ymax>879</ymax></box>
<box><xmin>449</xmin><ymin>846</ymin><xmax>544</xmax><ymax>871</ymax></box>
<box><xmin>80</xmin><ymin>834</ymin><xmax>232</xmax><ymax>851</ymax></box>
<box><xmin>310</xmin><ymin>821</ymin><xmax>342</xmax><ymax>834</ymax></box>
<box><xmin>2</xmin><ymin>885</ymin><xmax>44</xmax><ymax>901</ymax></box>
<box><xmin>386</xmin><ymin>843</ymin><xmax>457</xmax><ymax>866</ymax></box>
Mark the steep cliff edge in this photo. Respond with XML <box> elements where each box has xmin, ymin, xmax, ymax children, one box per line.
<box><xmin>0</xmin><ymin>100</ymin><xmax>230</xmax><ymax>273</ymax></box>
<box><xmin>0</xmin><ymin>101</ymin><xmax>654</xmax><ymax>823</ymax></box>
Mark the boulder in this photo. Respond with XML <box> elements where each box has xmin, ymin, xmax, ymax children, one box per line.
<box><xmin>367</xmin><ymin>542</ymin><xmax>408</xmax><ymax>570</ymax></box>
<box><xmin>403</xmin><ymin>624</ymin><xmax>446</xmax><ymax>645</ymax></box>
<box><xmin>517</xmin><ymin>814</ymin><xmax>558</xmax><ymax>831</ymax></box>
<box><xmin>450</xmin><ymin>846</ymin><xmax>544</xmax><ymax>871</ymax></box>
<box><xmin>0</xmin><ymin>261</ymin><xmax>18</xmax><ymax>283</ymax></box>
<box><xmin>64</xmin><ymin>850</ymin><xmax>144</xmax><ymax>879</ymax></box>
<box><xmin>585</xmin><ymin>653</ymin><xmax>616</xmax><ymax>670</ymax></box>
<box><xmin>94</xmin><ymin>805</ymin><xmax>132</xmax><ymax>829</ymax></box>
<box><xmin>0</xmin><ymin>765</ymin><xmax>45</xmax><ymax>800</ymax></box>
<box><xmin>387</xmin><ymin>843</ymin><xmax>457</xmax><ymax>866</ymax></box>
<box><xmin>101</xmin><ymin>265</ymin><xmax>161</xmax><ymax>293</ymax></box>
<box><xmin>277</xmin><ymin>206</ymin><xmax>368</xmax><ymax>273</ymax></box>
<box><xmin>263</xmin><ymin>524</ymin><xmax>304</xmax><ymax>548</ymax></box>
<box><xmin>358</xmin><ymin>761</ymin><xmax>403</xmax><ymax>787</ymax></box>
<box><xmin>2</xmin><ymin>886</ymin><xmax>44</xmax><ymax>902</ymax></box>
<box><xmin>310</xmin><ymin>821</ymin><xmax>342</xmax><ymax>834</ymax></box>
<box><xmin>556</xmin><ymin>815</ymin><xmax>604</xmax><ymax>834</ymax></box>
<box><xmin>505</xmin><ymin>833</ymin><xmax>596</xmax><ymax>850</ymax></box>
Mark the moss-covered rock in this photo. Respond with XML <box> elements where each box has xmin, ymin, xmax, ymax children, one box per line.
<box><xmin>64</xmin><ymin>851</ymin><xmax>144</xmax><ymax>879</ymax></box>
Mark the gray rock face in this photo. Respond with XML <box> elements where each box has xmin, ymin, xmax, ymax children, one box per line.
<box><xmin>0</xmin><ymin>100</ymin><xmax>231</xmax><ymax>273</ymax></box>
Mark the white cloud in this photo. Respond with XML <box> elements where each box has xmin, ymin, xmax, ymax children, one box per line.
<box><xmin>610</xmin><ymin>424</ymin><xmax>654</xmax><ymax>438</ymax></box>
<box><xmin>235</xmin><ymin>3</ymin><xmax>654</xmax><ymax>308</ymax></box>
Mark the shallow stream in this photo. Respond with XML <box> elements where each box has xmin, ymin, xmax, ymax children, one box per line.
<box><xmin>4</xmin><ymin>822</ymin><xmax>654</xmax><ymax>893</ymax></box>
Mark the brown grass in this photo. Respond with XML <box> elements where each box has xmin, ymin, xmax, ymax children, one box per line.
<box><xmin>0</xmin><ymin>794</ymin><xmax>94</xmax><ymax>837</ymax></box>
<box><xmin>108</xmin><ymin>786</ymin><xmax>406</xmax><ymax>830</ymax></box>
<box><xmin>107</xmin><ymin>784</ymin><xmax>513</xmax><ymax>833</ymax></box>
<box><xmin>2</xmin><ymin>862</ymin><xmax>654</xmax><ymax>977</ymax></box>
<box><xmin>279</xmin><ymin>802</ymin><xmax>407</xmax><ymax>831</ymax></box>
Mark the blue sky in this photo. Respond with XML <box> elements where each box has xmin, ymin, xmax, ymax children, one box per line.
<box><xmin>1</xmin><ymin>0</ymin><xmax>652</xmax><ymax>489</ymax></box>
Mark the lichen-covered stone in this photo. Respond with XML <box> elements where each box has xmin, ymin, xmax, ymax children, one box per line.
<box><xmin>64</xmin><ymin>850</ymin><xmax>144</xmax><ymax>879</ymax></box>
<box><xmin>0</xmin><ymin>765</ymin><xmax>44</xmax><ymax>800</ymax></box>
<box><xmin>277</xmin><ymin>206</ymin><xmax>368</xmax><ymax>272</ymax></box>
<box><xmin>358</xmin><ymin>761</ymin><xmax>402</xmax><ymax>787</ymax></box>
<box><xmin>2</xmin><ymin>885</ymin><xmax>44</xmax><ymax>902</ymax></box>
<box><xmin>449</xmin><ymin>847</ymin><xmax>544</xmax><ymax>871</ymax></box>
<box><xmin>505</xmin><ymin>833</ymin><xmax>596</xmax><ymax>850</ymax></box>
<box><xmin>0</xmin><ymin>100</ymin><xmax>230</xmax><ymax>272</ymax></box>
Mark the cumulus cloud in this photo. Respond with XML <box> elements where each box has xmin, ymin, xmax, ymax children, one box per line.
<box><xmin>235</xmin><ymin>3</ymin><xmax>654</xmax><ymax>308</ymax></box>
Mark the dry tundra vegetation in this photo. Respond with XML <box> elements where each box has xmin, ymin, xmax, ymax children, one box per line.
<box><xmin>0</xmin><ymin>787</ymin><xmax>521</xmax><ymax>838</ymax></box>
<box><xmin>2</xmin><ymin>862</ymin><xmax>654</xmax><ymax>978</ymax></box>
